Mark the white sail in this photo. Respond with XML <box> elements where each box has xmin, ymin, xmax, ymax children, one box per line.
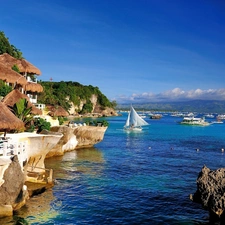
<box><xmin>130</xmin><ymin>106</ymin><xmax>149</xmax><ymax>127</ymax></box>
<box><xmin>124</xmin><ymin>106</ymin><xmax>149</xmax><ymax>131</ymax></box>
<box><xmin>125</xmin><ymin>111</ymin><xmax>130</xmax><ymax>127</ymax></box>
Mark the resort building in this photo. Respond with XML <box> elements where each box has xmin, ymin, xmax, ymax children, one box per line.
<box><xmin>0</xmin><ymin>53</ymin><xmax>43</xmax><ymax>104</ymax></box>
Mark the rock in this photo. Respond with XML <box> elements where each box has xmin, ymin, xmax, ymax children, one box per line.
<box><xmin>0</xmin><ymin>205</ymin><xmax>13</xmax><ymax>217</ymax></box>
<box><xmin>191</xmin><ymin>165</ymin><xmax>225</xmax><ymax>221</ymax></box>
<box><xmin>0</xmin><ymin>156</ymin><xmax>29</xmax><ymax>217</ymax></box>
<box><xmin>47</xmin><ymin>125</ymin><xmax>107</xmax><ymax>156</ymax></box>
<box><xmin>73</xmin><ymin>125</ymin><xmax>107</xmax><ymax>148</ymax></box>
<box><xmin>67</xmin><ymin>94</ymin><xmax>118</xmax><ymax>116</ymax></box>
<box><xmin>45</xmin><ymin>126</ymin><xmax>78</xmax><ymax>158</ymax></box>
<box><xmin>93</xmin><ymin>104</ymin><xmax>118</xmax><ymax>117</ymax></box>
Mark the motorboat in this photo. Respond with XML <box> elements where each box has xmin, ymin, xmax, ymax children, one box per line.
<box><xmin>180</xmin><ymin>117</ymin><xmax>210</xmax><ymax>126</ymax></box>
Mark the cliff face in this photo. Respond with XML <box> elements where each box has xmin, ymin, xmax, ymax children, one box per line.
<box><xmin>93</xmin><ymin>104</ymin><xmax>118</xmax><ymax>116</ymax></box>
<box><xmin>68</xmin><ymin>94</ymin><xmax>117</xmax><ymax>116</ymax></box>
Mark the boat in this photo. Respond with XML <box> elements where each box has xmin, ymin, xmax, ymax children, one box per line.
<box><xmin>211</xmin><ymin>120</ymin><xmax>223</xmax><ymax>124</ymax></box>
<box><xmin>124</xmin><ymin>106</ymin><xmax>149</xmax><ymax>131</ymax></box>
<box><xmin>139</xmin><ymin>113</ymin><xmax>147</xmax><ymax>119</ymax></box>
<box><xmin>180</xmin><ymin>116</ymin><xmax>210</xmax><ymax>126</ymax></box>
<box><xmin>217</xmin><ymin>114</ymin><xmax>225</xmax><ymax>120</ymax></box>
<box><xmin>211</xmin><ymin>118</ymin><xmax>223</xmax><ymax>124</ymax></box>
<box><xmin>171</xmin><ymin>112</ymin><xmax>185</xmax><ymax>117</ymax></box>
<box><xmin>150</xmin><ymin>114</ymin><xmax>162</xmax><ymax>119</ymax></box>
<box><xmin>204</xmin><ymin>113</ymin><xmax>214</xmax><ymax>118</ymax></box>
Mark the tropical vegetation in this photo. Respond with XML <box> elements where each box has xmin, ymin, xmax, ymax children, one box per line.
<box><xmin>38</xmin><ymin>81</ymin><xmax>116</xmax><ymax>114</ymax></box>
<box><xmin>0</xmin><ymin>31</ymin><xmax>114</xmax><ymax>130</ymax></box>
<box><xmin>0</xmin><ymin>80</ymin><xmax>12</xmax><ymax>97</ymax></box>
<box><xmin>0</xmin><ymin>31</ymin><xmax>116</xmax><ymax>114</ymax></box>
<box><xmin>9</xmin><ymin>98</ymin><xmax>51</xmax><ymax>133</ymax></box>
<box><xmin>0</xmin><ymin>31</ymin><xmax>23</xmax><ymax>59</ymax></box>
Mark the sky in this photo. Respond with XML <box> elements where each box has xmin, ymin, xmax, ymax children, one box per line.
<box><xmin>0</xmin><ymin>0</ymin><xmax>225</xmax><ymax>103</ymax></box>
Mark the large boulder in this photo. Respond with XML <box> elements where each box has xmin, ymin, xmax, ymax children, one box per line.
<box><xmin>0</xmin><ymin>156</ymin><xmax>28</xmax><ymax>217</ymax></box>
<box><xmin>45</xmin><ymin>126</ymin><xmax>78</xmax><ymax>158</ymax></box>
<box><xmin>191</xmin><ymin>165</ymin><xmax>225</xmax><ymax>221</ymax></box>
<box><xmin>48</xmin><ymin>125</ymin><xmax>107</xmax><ymax>156</ymax></box>
<box><xmin>93</xmin><ymin>104</ymin><xmax>118</xmax><ymax>116</ymax></box>
<box><xmin>73</xmin><ymin>125</ymin><xmax>107</xmax><ymax>148</ymax></box>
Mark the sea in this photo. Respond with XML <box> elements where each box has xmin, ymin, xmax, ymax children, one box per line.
<box><xmin>2</xmin><ymin>113</ymin><xmax>225</xmax><ymax>225</ymax></box>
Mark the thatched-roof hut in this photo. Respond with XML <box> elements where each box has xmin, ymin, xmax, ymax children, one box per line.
<box><xmin>23</xmin><ymin>82</ymin><xmax>43</xmax><ymax>93</ymax></box>
<box><xmin>0</xmin><ymin>102</ymin><xmax>24</xmax><ymax>137</ymax></box>
<box><xmin>0</xmin><ymin>53</ymin><xmax>41</xmax><ymax>75</ymax></box>
<box><xmin>47</xmin><ymin>105</ymin><xmax>69</xmax><ymax>117</ymax></box>
<box><xmin>0</xmin><ymin>62</ymin><xmax>27</xmax><ymax>85</ymax></box>
<box><xmin>2</xmin><ymin>89</ymin><xmax>42</xmax><ymax>115</ymax></box>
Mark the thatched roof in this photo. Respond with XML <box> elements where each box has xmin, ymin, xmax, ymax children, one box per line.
<box><xmin>23</xmin><ymin>82</ymin><xmax>43</xmax><ymax>93</ymax></box>
<box><xmin>2</xmin><ymin>89</ymin><xmax>42</xmax><ymax>115</ymax></box>
<box><xmin>47</xmin><ymin>105</ymin><xmax>69</xmax><ymax>117</ymax></box>
<box><xmin>0</xmin><ymin>53</ymin><xmax>41</xmax><ymax>75</ymax></box>
<box><xmin>0</xmin><ymin>62</ymin><xmax>27</xmax><ymax>85</ymax></box>
<box><xmin>0</xmin><ymin>102</ymin><xmax>24</xmax><ymax>131</ymax></box>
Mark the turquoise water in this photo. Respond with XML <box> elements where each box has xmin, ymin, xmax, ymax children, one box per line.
<box><xmin>3</xmin><ymin>114</ymin><xmax>225</xmax><ymax>224</ymax></box>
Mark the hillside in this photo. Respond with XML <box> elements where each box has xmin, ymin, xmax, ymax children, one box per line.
<box><xmin>38</xmin><ymin>81</ymin><xmax>117</xmax><ymax>116</ymax></box>
<box><xmin>117</xmin><ymin>100</ymin><xmax>225</xmax><ymax>113</ymax></box>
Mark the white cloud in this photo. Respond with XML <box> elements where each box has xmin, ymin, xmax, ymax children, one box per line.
<box><xmin>116</xmin><ymin>88</ymin><xmax>225</xmax><ymax>103</ymax></box>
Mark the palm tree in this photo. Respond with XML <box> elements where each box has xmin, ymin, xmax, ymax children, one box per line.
<box><xmin>10</xmin><ymin>98</ymin><xmax>33</xmax><ymax>126</ymax></box>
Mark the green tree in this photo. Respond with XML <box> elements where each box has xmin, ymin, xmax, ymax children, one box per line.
<box><xmin>111</xmin><ymin>100</ymin><xmax>117</xmax><ymax>109</ymax></box>
<box><xmin>0</xmin><ymin>80</ymin><xmax>12</xmax><ymax>97</ymax></box>
<box><xmin>0</xmin><ymin>31</ymin><xmax>23</xmax><ymax>59</ymax></box>
<box><xmin>38</xmin><ymin>81</ymin><xmax>113</xmax><ymax>113</ymax></box>
<box><xmin>11</xmin><ymin>64</ymin><xmax>20</xmax><ymax>73</ymax></box>
<box><xmin>80</xmin><ymin>100</ymin><xmax>93</xmax><ymax>114</ymax></box>
<box><xmin>34</xmin><ymin>118</ymin><xmax>51</xmax><ymax>133</ymax></box>
<box><xmin>10</xmin><ymin>98</ymin><xmax>33</xmax><ymax>126</ymax></box>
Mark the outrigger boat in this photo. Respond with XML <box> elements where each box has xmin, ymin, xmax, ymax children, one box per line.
<box><xmin>124</xmin><ymin>106</ymin><xmax>149</xmax><ymax>131</ymax></box>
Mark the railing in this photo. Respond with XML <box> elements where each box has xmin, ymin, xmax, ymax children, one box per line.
<box><xmin>0</xmin><ymin>139</ymin><xmax>28</xmax><ymax>168</ymax></box>
<box><xmin>0</xmin><ymin>138</ymin><xmax>54</xmax><ymax>184</ymax></box>
<box><xmin>34</xmin><ymin>103</ymin><xmax>45</xmax><ymax>111</ymax></box>
<box><xmin>27</xmin><ymin>76</ymin><xmax>37</xmax><ymax>83</ymax></box>
<box><xmin>26</xmin><ymin>93</ymin><xmax>37</xmax><ymax>104</ymax></box>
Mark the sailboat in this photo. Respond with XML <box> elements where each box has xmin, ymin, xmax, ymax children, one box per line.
<box><xmin>124</xmin><ymin>106</ymin><xmax>149</xmax><ymax>131</ymax></box>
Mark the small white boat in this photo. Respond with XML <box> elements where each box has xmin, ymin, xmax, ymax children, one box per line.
<box><xmin>180</xmin><ymin>117</ymin><xmax>210</xmax><ymax>126</ymax></box>
<box><xmin>171</xmin><ymin>112</ymin><xmax>185</xmax><ymax>117</ymax></box>
<box><xmin>211</xmin><ymin>121</ymin><xmax>223</xmax><ymax>124</ymax></box>
<box><xmin>139</xmin><ymin>114</ymin><xmax>147</xmax><ymax>119</ymax></box>
<box><xmin>217</xmin><ymin>115</ymin><xmax>225</xmax><ymax>120</ymax></box>
<box><xmin>204</xmin><ymin>114</ymin><xmax>214</xmax><ymax>118</ymax></box>
<box><xmin>124</xmin><ymin>106</ymin><xmax>149</xmax><ymax>131</ymax></box>
<box><xmin>211</xmin><ymin>118</ymin><xmax>223</xmax><ymax>124</ymax></box>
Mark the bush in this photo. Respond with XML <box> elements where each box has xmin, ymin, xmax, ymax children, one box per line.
<box><xmin>89</xmin><ymin>119</ymin><xmax>109</xmax><ymax>127</ymax></box>
<box><xmin>34</xmin><ymin>118</ymin><xmax>51</xmax><ymax>133</ymax></box>
<box><xmin>0</xmin><ymin>80</ymin><xmax>12</xmax><ymax>97</ymax></box>
<box><xmin>58</xmin><ymin>116</ymin><xmax>67</xmax><ymax>125</ymax></box>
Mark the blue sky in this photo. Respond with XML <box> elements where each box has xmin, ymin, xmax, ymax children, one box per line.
<box><xmin>1</xmin><ymin>0</ymin><xmax>225</xmax><ymax>103</ymax></box>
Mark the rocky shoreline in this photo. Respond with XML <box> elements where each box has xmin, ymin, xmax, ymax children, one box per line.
<box><xmin>0</xmin><ymin>124</ymin><xmax>107</xmax><ymax>218</ymax></box>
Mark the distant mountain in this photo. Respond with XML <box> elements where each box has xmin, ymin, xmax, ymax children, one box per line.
<box><xmin>117</xmin><ymin>100</ymin><xmax>225</xmax><ymax>113</ymax></box>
